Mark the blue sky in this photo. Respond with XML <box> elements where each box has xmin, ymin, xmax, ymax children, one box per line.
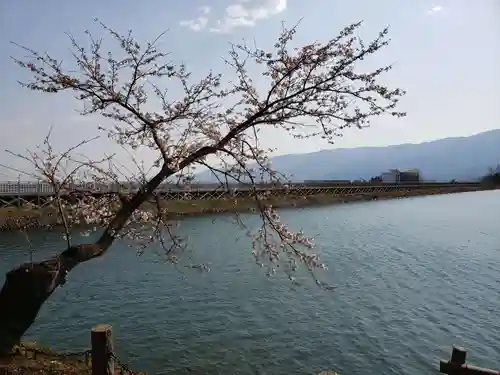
<box><xmin>0</xmin><ymin>0</ymin><xmax>499</xmax><ymax>178</ymax></box>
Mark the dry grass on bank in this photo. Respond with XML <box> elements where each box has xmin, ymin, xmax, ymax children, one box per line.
<box><xmin>0</xmin><ymin>194</ymin><xmax>363</xmax><ymax>223</ymax></box>
<box><xmin>0</xmin><ymin>343</ymin><xmax>146</xmax><ymax>375</ymax></box>
<box><xmin>0</xmin><ymin>344</ymin><xmax>90</xmax><ymax>375</ymax></box>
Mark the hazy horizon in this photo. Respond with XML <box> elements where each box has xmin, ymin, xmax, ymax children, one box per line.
<box><xmin>1</xmin><ymin>128</ymin><xmax>498</xmax><ymax>182</ymax></box>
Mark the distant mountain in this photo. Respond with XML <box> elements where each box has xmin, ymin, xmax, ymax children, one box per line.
<box><xmin>196</xmin><ymin>129</ymin><xmax>500</xmax><ymax>183</ymax></box>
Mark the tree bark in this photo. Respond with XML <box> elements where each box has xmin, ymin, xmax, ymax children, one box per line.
<box><xmin>0</xmin><ymin>243</ymin><xmax>102</xmax><ymax>355</ymax></box>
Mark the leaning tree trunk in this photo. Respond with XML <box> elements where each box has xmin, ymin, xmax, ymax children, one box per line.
<box><xmin>0</xmin><ymin>263</ymin><xmax>56</xmax><ymax>354</ymax></box>
<box><xmin>0</xmin><ymin>244</ymin><xmax>102</xmax><ymax>355</ymax></box>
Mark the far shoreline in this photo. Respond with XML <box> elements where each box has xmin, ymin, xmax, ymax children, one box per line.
<box><xmin>0</xmin><ymin>186</ymin><xmax>488</xmax><ymax>232</ymax></box>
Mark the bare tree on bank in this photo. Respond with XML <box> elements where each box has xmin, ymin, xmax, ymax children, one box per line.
<box><xmin>0</xmin><ymin>20</ymin><xmax>405</xmax><ymax>354</ymax></box>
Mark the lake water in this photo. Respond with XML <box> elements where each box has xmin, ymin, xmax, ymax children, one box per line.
<box><xmin>1</xmin><ymin>190</ymin><xmax>499</xmax><ymax>374</ymax></box>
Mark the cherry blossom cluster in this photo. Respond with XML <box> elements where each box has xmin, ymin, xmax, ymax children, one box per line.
<box><xmin>10</xmin><ymin>18</ymin><xmax>406</xmax><ymax>284</ymax></box>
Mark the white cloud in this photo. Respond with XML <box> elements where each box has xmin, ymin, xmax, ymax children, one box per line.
<box><xmin>210</xmin><ymin>0</ymin><xmax>287</xmax><ymax>33</ymax></box>
<box><xmin>427</xmin><ymin>4</ymin><xmax>443</xmax><ymax>14</ymax></box>
<box><xmin>179</xmin><ymin>5</ymin><xmax>211</xmax><ymax>31</ymax></box>
<box><xmin>179</xmin><ymin>1</ymin><xmax>287</xmax><ymax>34</ymax></box>
<box><xmin>179</xmin><ymin>16</ymin><xmax>209</xmax><ymax>32</ymax></box>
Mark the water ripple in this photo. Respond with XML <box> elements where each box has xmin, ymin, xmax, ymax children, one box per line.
<box><xmin>0</xmin><ymin>190</ymin><xmax>499</xmax><ymax>374</ymax></box>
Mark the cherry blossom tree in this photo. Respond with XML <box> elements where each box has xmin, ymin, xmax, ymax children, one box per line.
<box><xmin>0</xmin><ymin>19</ymin><xmax>405</xmax><ymax>354</ymax></box>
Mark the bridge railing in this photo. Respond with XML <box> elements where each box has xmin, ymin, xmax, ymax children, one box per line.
<box><xmin>0</xmin><ymin>181</ymin><xmax>55</xmax><ymax>195</ymax></box>
<box><xmin>0</xmin><ymin>180</ymin><xmax>483</xmax><ymax>196</ymax></box>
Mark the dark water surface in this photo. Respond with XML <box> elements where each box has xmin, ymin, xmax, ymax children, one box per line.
<box><xmin>1</xmin><ymin>190</ymin><xmax>499</xmax><ymax>374</ymax></box>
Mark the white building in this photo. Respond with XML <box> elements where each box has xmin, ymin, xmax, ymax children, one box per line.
<box><xmin>381</xmin><ymin>169</ymin><xmax>400</xmax><ymax>183</ymax></box>
<box><xmin>380</xmin><ymin>168</ymin><xmax>422</xmax><ymax>183</ymax></box>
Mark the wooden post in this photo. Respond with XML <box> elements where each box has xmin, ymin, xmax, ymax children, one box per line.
<box><xmin>440</xmin><ymin>346</ymin><xmax>466</xmax><ymax>374</ymax></box>
<box><xmin>439</xmin><ymin>346</ymin><xmax>499</xmax><ymax>375</ymax></box>
<box><xmin>91</xmin><ymin>324</ymin><xmax>114</xmax><ymax>375</ymax></box>
<box><xmin>451</xmin><ymin>346</ymin><xmax>467</xmax><ymax>366</ymax></box>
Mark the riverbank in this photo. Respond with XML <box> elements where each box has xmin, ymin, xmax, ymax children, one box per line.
<box><xmin>0</xmin><ymin>186</ymin><xmax>486</xmax><ymax>231</ymax></box>
<box><xmin>1</xmin><ymin>343</ymin><xmax>90</xmax><ymax>375</ymax></box>
<box><xmin>3</xmin><ymin>342</ymin><xmax>336</xmax><ymax>375</ymax></box>
<box><xmin>1</xmin><ymin>342</ymin><xmax>145</xmax><ymax>375</ymax></box>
